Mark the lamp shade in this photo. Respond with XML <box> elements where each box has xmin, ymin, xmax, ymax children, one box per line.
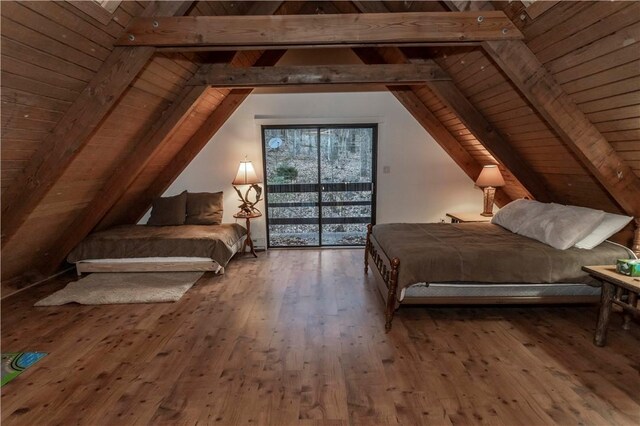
<box><xmin>475</xmin><ymin>165</ymin><xmax>505</xmax><ymax>187</ymax></box>
<box><xmin>232</xmin><ymin>160</ymin><xmax>261</xmax><ymax>185</ymax></box>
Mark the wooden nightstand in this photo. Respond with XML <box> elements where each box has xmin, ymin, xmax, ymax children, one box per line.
<box><xmin>582</xmin><ymin>265</ymin><xmax>640</xmax><ymax>347</ymax></box>
<box><xmin>446</xmin><ymin>212</ymin><xmax>492</xmax><ymax>224</ymax></box>
<box><xmin>233</xmin><ymin>212</ymin><xmax>262</xmax><ymax>258</ymax></box>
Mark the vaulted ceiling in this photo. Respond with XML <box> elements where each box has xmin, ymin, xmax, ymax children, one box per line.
<box><xmin>2</xmin><ymin>1</ymin><xmax>639</xmax><ymax>293</ymax></box>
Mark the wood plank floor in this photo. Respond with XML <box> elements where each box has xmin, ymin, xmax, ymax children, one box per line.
<box><xmin>2</xmin><ymin>249</ymin><xmax>639</xmax><ymax>425</ymax></box>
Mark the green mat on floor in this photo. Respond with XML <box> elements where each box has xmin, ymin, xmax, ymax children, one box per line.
<box><xmin>1</xmin><ymin>352</ymin><xmax>47</xmax><ymax>386</ymax></box>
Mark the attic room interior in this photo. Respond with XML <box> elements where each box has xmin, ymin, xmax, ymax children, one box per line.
<box><xmin>1</xmin><ymin>0</ymin><xmax>640</xmax><ymax>424</ymax></box>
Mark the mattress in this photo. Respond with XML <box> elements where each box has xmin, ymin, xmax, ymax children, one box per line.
<box><xmin>67</xmin><ymin>224</ymin><xmax>247</xmax><ymax>268</ymax></box>
<box><xmin>372</xmin><ymin>222</ymin><xmax>632</xmax><ymax>290</ymax></box>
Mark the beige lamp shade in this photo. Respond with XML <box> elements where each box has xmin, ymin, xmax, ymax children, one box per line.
<box><xmin>475</xmin><ymin>165</ymin><xmax>505</xmax><ymax>188</ymax></box>
<box><xmin>232</xmin><ymin>160</ymin><xmax>261</xmax><ymax>185</ymax></box>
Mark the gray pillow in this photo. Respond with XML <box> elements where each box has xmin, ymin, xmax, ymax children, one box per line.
<box><xmin>516</xmin><ymin>203</ymin><xmax>605</xmax><ymax>250</ymax></box>
<box><xmin>147</xmin><ymin>191</ymin><xmax>187</xmax><ymax>226</ymax></box>
<box><xmin>185</xmin><ymin>191</ymin><xmax>224</xmax><ymax>225</ymax></box>
<box><xmin>491</xmin><ymin>199</ymin><xmax>543</xmax><ymax>233</ymax></box>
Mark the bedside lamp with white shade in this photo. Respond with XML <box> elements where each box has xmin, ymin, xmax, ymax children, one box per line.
<box><xmin>476</xmin><ymin>165</ymin><xmax>505</xmax><ymax>217</ymax></box>
<box><xmin>232</xmin><ymin>158</ymin><xmax>263</xmax><ymax>217</ymax></box>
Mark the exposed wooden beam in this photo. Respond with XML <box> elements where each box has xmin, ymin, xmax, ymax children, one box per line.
<box><xmin>155</xmin><ymin>41</ymin><xmax>483</xmax><ymax>53</ymax></box>
<box><xmin>425</xmin><ymin>70</ymin><xmax>552</xmax><ymax>202</ymax></box>
<box><xmin>99</xmin><ymin>49</ymin><xmax>288</xmax><ymax>229</ymax></box>
<box><xmin>186</xmin><ymin>63</ymin><xmax>450</xmax><ymax>87</ymax></box>
<box><xmin>44</xmin><ymin>85</ymin><xmax>209</xmax><ymax>274</ymax></box>
<box><xmin>445</xmin><ymin>1</ymin><xmax>640</xmax><ymax>216</ymax></box>
<box><xmin>115</xmin><ymin>12</ymin><xmax>522</xmax><ymax>47</ymax></box>
<box><xmin>353</xmin><ymin>48</ymin><xmax>511</xmax><ymax>207</ymax></box>
<box><xmin>0</xmin><ymin>0</ymin><xmax>193</xmax><ymax>247</ymax></box>
<box><xmin>390</xmin><ymin>86</ymin><xmax>512</xmax><ymax>207</ymax></box>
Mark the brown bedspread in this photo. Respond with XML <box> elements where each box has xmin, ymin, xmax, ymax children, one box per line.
<box><xmin>67</xmin><ymin>224</ymin><xmax>247</xmax><ymax>267</ymax></box>
<box><xmin>372</xmin><ymin>223</ymin><xmax>631</xmax><ymax>290</ymax></box>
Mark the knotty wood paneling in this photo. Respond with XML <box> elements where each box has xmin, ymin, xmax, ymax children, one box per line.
<box><xmin>1</xmin><ymin>0</ymin><xmax>220</xmax><ymax>286</ymax></box>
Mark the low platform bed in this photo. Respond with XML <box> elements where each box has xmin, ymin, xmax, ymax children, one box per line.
<box><xmin>365</xmin><ymin>222</ymin><xmax>639</xmax><ymax>332</ymax></box>
<box><xmin>68</xmin><ymin>223</ymin><xmax>247</xmax><ymax>275</ymax></box>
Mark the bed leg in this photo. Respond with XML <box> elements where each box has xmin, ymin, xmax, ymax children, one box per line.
<box><xmin>364</xmin><ymin>224</ymin><xmax>372</xmax><ymax>274</ymax></box>
<box><xmin>385</xmin><ymin>257</ymin><xmax>400</xmax><ymax>332</ymax></box>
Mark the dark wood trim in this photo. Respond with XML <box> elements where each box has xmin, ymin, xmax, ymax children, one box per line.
<box><xmin>115</xmin><ymin>12</ymin><xmax>523</xmax><ymax>47</ymax></box>
<box><xmin>187</xmin><ymin>63</ymin><xmax>451</xmax><ymax>87</ymax></box>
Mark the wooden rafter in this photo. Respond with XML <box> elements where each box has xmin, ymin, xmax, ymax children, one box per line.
<box><xmin>0</xmin><ymin>0</ymin><xmax>193</xmax><ymax>247</ymax></box>
<box><xmin>186</xmin><ymin>63</ymin><xmax>450</xmax><ymax>87</ymax></box>
<box><xmin>445</xmin><ymin>1</ymin><xmax>640</xmax><ymax>216</ymax></box>
<box><xmin>353</xmin><ymin>48</ymin><xmax>512</xmax><ymax>207</ymax></box>
<box><xmin>115</xmin><ymin>12</ymin><xmax>522</xmax><ymax>47</ymax></box>
<box><xmin>43</xmin><ymin>85</ymin><xmax>210</xmax><ymax>274</ymax></box>
<box><xmin>101</xmin><ymin>50</ymin><xmax>288</xmax><ymax>229</ymax></box>
<box><xmin>425</xmin><ymin>71</ymin><xmax>552</xmax><ymax>202</ymax></box>
<box><xmin>37</xmin><ymin>2</ymin><xmax>293</xmax><ymax>275</ymax></box>
<box><xmin>341</xmin><ymin>1</ymin><xmax>541</xmax><ymax>202</ymax></box>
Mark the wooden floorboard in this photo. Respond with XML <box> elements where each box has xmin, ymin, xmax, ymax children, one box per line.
<box><xmin>1</xmin><ymin>249</ymin><xmax>639</xmax><ymax>425</ymax></box>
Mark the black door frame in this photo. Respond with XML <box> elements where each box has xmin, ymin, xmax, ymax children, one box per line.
<box><xmin>261</xmin><ymin>123</ymin><xmax>378</xmax><ymax>248</ymax></box>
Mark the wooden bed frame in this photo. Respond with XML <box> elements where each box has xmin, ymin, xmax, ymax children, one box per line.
<box><xmin>364</xmin><ymin>220</ymin><xmax>640</xmax><ymax>332</ymax></box>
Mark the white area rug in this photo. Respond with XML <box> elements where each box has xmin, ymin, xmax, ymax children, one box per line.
<box><xmin>34</xmin><ymin>272</ymin><xmax>204</xmax><ymax>306</ymax></box>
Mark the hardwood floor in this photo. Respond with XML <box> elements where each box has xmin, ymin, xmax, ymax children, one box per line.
<box><xmin>2</xmin><ymin>249</ymin><xmax>639</xmax><ymax>425</ymax></box>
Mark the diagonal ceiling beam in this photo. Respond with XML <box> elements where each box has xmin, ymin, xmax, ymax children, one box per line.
<box><xmin>101</xmin><ymin>50</ymin><xmax>288</xmax><ymax>229</ymax></box>
<box><xmin>43</xmin><ymin>84</ymin><xmax>211</xmax><ymax>275</ymax></box>
<box><xmin>353</xmin><ymin>47</ymin><xmax>512</xmax><ymax>207</ymax></box>
<box><xmin>38</xmin><ymin>2</ymin><xmax>293</xmax><ymax>275</ymax></box>
<box><xmin>343</xmin><ymin>1</ymin><xmax>542</xmax><ymax>202</ymax></box>
<box><xmin>445</xmin><ymin>1</ymin><xmax>640</xmax><ymax>216</ymax></box>
<box><xmin>424</xmin><ymin>66</ymin><xmax>552</xmax><ymax>202</ymax></box>
<box><xmin>186</xmin><ymin>63</ymin><xmax>451</xmax><ymax>87</ymax></box>
<box><xmin>115</xmin><ymin>11</ymin><xmax>522</xmax><ymax>47</ymax></box>
<box><xmin>0</xmin><ymin>0</ymin><xmax>193</xmax><ymax>247</ymax></box>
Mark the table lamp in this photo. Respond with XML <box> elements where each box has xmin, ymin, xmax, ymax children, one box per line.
<box><xmin>476</xmin><ymin>165</ymin><xmax>505</xmax><ymax>217</ymax></box>
<box><xmin>232</xmin><ymin>158</ymin><xmax>263</xmax><ymax>217</ymax></box>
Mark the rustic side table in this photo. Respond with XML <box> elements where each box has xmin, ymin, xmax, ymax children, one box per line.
<box><xmin>446</xmin><ymin>212</ymin><xmax>492</xmax><ymax>223</ymax></box>
<box><xmin>234</xmin><ymin>212</ymin><xmax>262</xmax><ymax>258</ymax></box>
<box><xmin>582</xmin><ymin>265</ymin><xmax>639</xmax><ymax>347</ymax></box>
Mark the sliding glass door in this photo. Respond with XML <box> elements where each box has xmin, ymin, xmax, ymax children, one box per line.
<box><xmin>262</xmin><ymin>125</ymin><xmax>377</xmax><ymax>247</ymax></box>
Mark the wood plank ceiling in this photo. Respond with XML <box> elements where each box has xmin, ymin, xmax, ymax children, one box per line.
<box><xmin>1</xmin><ymin>1</ymin><xmax>639</xmax><ymax>292</ymax></box>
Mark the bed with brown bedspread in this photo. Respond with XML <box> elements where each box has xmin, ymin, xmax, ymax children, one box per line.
<box><xmin>365</xmin><ymin>222</ymin><xmax>635</xmax><ymax>331</ymax></box>
<box><xmin>68</xmin><ymin>223</ymin><xmax>247</xmax><ymax>273</ymax></box>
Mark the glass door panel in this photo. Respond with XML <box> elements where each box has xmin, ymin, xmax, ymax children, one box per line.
<box><xmin>320</xmin><ymin>127</ymin><xmax>374</xmax><ymax>246</ymax></box>
<box><xmin>263</xmin><ymin>125</ymin><xmax>376</xmax><ymax>247</ymax></box>
<box><xmin>264</xmin><ymin>128</ymin><xmax>319</xmax><ymax>247</ymax></box>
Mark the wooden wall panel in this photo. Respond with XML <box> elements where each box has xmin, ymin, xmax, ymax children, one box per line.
<box><xmin>432</xmin><ymin>39</ymin><xmax>624</xmax><ymax>213</ymax></box>
<box><xmin>100</xmin><ymin>88</ymin><xmax>229</xmax><ymax>227</ymax></box>
<box><xmin>411</xmin><ymin>84</ymin><xmax>530</xmax><ymax>201</ymax></box>
<box><xmin>0</xmin><ymin>1</ymin><xmax>217</xmax><ymax>286</ymax></box>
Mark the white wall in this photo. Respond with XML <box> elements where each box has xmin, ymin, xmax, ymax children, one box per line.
<box><xmin>142</xmin><ymin>91</ymin><xmax>483</xmax><ymax>242</ymax></box>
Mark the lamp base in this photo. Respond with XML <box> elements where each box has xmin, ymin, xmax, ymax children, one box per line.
<box><xmin>481</xmin><ymin>186</ymin><xmax>496</xmax><ymax>217</ymax></box>
<box><xmin>233</xmin><ymin>184</ymin><xmax>263</xmax><ymax>218</ymax></box>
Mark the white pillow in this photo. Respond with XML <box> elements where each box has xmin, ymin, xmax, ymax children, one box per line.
<box><xmin>574</xmin><ymin>213</ymin><xmax>633</xmax><ymax>249</ymax></box>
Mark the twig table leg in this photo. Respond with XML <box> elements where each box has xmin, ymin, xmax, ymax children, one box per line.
<box><xmin>594</xmin><ymin>281</ymin><xmax>614</xmax><ymax>347</ymax></box>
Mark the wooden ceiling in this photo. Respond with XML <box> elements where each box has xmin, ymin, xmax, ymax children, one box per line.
<box><xmin>1</xmin><ymin>1</ymin><xmax>639</xmax><ymax>293</ymax></box>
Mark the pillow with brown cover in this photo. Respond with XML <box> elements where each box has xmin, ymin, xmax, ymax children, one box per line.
<box><xmin>186</xmin><ymin>191</ymin><xmax>224</xmax><ymax>225</ymax></box>
<box><xmin>147</xmin><ymin>191</ymin><xmax>187</xmax><ymax>226</ymax></box>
